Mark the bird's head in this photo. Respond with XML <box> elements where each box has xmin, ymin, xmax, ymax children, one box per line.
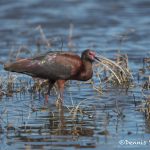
<box><xmin>81</xmin><ymin>49</ymin><xmax>99</xmax><ymax>62</ymax></box>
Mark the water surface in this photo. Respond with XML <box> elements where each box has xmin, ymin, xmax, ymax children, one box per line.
<box><xmin>0</xmin><ymin>0</ymin><xmax>150</xmax><ymax>149</ymax></box>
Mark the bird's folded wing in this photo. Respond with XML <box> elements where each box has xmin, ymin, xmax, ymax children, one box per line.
<box><xmin>4</xmin><ymin>52</ymin><xmax>81</xmax><ymax>80</ymax></box>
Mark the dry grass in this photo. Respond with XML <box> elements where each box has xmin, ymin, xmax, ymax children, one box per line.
<box><xmin>95</xmin><ymin>53</ymin><xmax>133</xmax><ymax>84</ymax></box>
<box><xmin>138</xmin><ymin>56</ymin><xmax>150</xmax><ymax>119</ymax></box>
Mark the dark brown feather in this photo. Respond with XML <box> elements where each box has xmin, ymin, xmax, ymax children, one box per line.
<box><xmin>4</xmin><ymin>52</ymin><xmax>83</xmax><ymax>80</ymax></box>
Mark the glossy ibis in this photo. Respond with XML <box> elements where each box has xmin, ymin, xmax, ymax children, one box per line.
<box><xmin>4</xmin><ymin>49</ymin><xmax>99</xmax><ymax>102</ymax></box>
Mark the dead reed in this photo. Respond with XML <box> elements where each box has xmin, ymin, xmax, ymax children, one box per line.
<box><xmin>139</xmin><ymin>56</ymin><xmax>150</xmax><ymax>119</ymax></box>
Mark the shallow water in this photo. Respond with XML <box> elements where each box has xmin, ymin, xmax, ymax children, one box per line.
<box><xmin>0</xmin><ymin>0</ymin><xmax>150</xmax><ymax>150</ymax></box>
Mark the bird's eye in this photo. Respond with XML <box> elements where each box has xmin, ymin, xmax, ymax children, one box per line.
<box><xmin>89</xmin><ymin>51</ymin><xmax>95</xmax><ymax>57</ymax></box>
<box><xmin>89</xmin><ymin>52</ymin><xmax>92</xmax><ymax>55</ymax></box>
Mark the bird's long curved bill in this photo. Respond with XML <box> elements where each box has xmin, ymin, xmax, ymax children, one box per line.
<box><xmin>94</xmin><ymin>56</ymin><xmax>101</xmax><ymax>62</ymax></box>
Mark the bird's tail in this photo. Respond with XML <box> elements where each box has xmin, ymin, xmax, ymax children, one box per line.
<box><xmin>4</xmin><ymin>59</ymin><xmax>32</xmax><ymax>73</ymax></box>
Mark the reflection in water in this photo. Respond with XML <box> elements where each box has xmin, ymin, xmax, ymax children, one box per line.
<box><xmin>9</xmin><ymin>102</ymin><xmax>96</xmax><ymax>149</ymax></box>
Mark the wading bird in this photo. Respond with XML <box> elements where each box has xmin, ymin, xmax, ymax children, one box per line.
<box><xmin>4</xmin><ymin>49</ymin><xmax>99</xmax><ymax>103</ymax></box>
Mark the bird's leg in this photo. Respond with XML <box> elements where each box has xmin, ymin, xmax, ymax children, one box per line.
<box><xmin>56</xmin><ymin>80</ymin><xmax>66</xmax><ymax>128</ymax></box>
<box><xmin>56</xmin><ymin>80</ymin><xmax>66</xmax><ymax>104</ymax></box>
<box><xmin>45</xmin><ymin>80</ymin><xmax>55</xmax><ymax>104</ymax></box>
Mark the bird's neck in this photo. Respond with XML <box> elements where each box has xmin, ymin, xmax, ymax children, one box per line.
<box><xmin>79</xmin><ymin>60</ymin><xmax>93</xmax><ymax>81</ymax></box>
